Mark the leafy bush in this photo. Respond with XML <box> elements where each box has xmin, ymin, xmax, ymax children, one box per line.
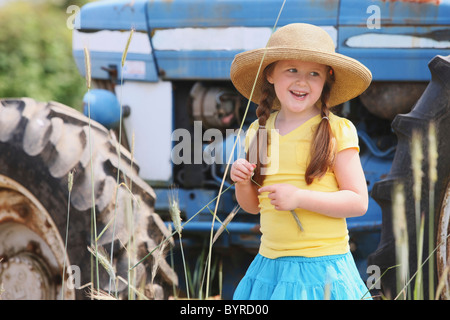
<box><xmin>0</xmin><ymin>0</ymin><xmax>88</xmax><ymax>111</ymax></box>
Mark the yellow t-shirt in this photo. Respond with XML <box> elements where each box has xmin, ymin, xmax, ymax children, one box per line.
<box><xmin>245</xmin><ymin>111</ymin><xmax>360</xmax><ymax>259</ymax></box>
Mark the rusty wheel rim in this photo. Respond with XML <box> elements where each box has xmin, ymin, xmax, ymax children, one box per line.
<box><xmin>0</xmin><ymin>174</ymin><xmax>74</xmax><ymax>300</ymax></box>
<box><xmin>437</xmin><ymin>182</ymin><xmax>450</xmax><ymax>299</ymax></box>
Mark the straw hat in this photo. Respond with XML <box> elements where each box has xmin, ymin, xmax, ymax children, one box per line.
<box><xmin>230</xmin><ymin>23</ymin><xmax>372</xmax><ymax>108</ymax></box>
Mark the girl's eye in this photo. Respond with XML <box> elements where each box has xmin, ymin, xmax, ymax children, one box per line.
<box><xmin>288</xmin><ymin>68</ymin><xmax>297</xmax><ymax>73</ymax></box>
<box><xmin>310</xmin><ymin>71</ymin><xmax>320</xmax><ymax>77</ymax></box>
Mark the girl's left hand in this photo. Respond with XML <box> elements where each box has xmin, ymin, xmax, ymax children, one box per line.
<box><xmin>258</xmin><ymin>184</ymin><xmax>301</xmax><ymax>211</ymax></box>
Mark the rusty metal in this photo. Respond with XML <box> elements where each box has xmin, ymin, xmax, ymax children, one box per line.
<box><xmin>384</xmin><ymin>0</ymin><xmax>441</xmax><ymax>4</ymax></box>
<box><xmin>0</xmin><ymin>174</ymin><xmax>74</xmax><ymax>300</ymax></box>
<box><xmin>437</xmin><ymin>182</ymin><xmax>450</xmax><ymax>299</ymax></box>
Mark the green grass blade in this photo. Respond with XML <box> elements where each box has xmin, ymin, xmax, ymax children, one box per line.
<box><xmin>61</xmin><ymin>170</ymin><xmax>74</xmax><ymax>300</ymax></box>
<box><xmin>414</xmin><ymin>214</ymin><xmax>425</xmax><ymax>300</ymax></box>
<box><xmin>83</xmin><ymin>46</ymin><xmax>100</xmax><ymax>292</ymax></box>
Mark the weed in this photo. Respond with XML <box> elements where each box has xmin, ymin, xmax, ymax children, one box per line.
<box><xmin>169</xmin><ymin>186</ymin><xmax>189</xmax><ymax>299</ymax></box>
<box><xmin>61</xmin><ymin>170</ymin><xmax>74</xmax><ymax>299</ymax></box>
<box><xmin>389</xmin><ymin>123</ymin><xmax>449</xmax><ymax>300</ymax></box>
<box><xmin>427</xmin><ymin>123</ymin><xmax>437</xmax><ymax>299</ymax></box>
<box><xmin>83</xmin><ymin>46</ymin><xmax>100</xmax><ymax>295</ymax></box>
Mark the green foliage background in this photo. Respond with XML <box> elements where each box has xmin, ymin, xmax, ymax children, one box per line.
<box><xmin>0</xmin><ymin>0</ymin><xmax>90</xmax><ymax>111</ymax></box>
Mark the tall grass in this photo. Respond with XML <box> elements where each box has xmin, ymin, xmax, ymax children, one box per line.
<box><xmin>204</xmin><ymin>0</ymin><xmax>287</xmax><ymax>298</ymax></box>
<box><xmin>66</xmin><ymin>2</ymin><xmax>292</xmax><ymax>300</ymax></box>
<box><xmin>83</xmin><ymin>46</ymin><xmax>100</xmax><ymax>295</ymax></box>
<box><xmin>150</xmin><ymin>235</ymin><xmax>168</xmax><ymax>299</ymax></box>
<box><xmin>125</xmin><ymin>183</ymin><xmax>136</xmax><ymax>300</ymax></box>
<box><xmin>65</xmin><ymin>34</ymin><xmax>449</xmax><ymax>302</ymax></box>
<box><xmin>61</xmin><ymin>170</ymin><xmax>74</xmax><ymax>299</ymax></box>
<box><xmin>108</xmin><ymin>27</ymin><xmax>135</xmax><ymax>296</ymax></box>
<box><xmin>392</xmin><ymin>183</ymin><xmax>409</xmax><ymax>299</ymax></box>
<box><xmin>130</xmin><ymin>182</ymin><xmax>235</xmax><ymax>298</ymax></box>
<box><xmin>427</xmin><ymin>123</ymin><xmax>438</xmax><ymax>299</ymax></box>
<box><xmin>390</xmin><ymin>122</ymin><xmax>449</xmax><ymax>300</ymax></box>
<box><xmin>168</xmin><ymin>187</ymin><xmax>189</xmax><ymax>299</ymax></box>
<box><xmin>63</xmin><ymin>0</ymin><xmax>450</xmax><ymax>301</ymax></box>
<box><xmin>411</xmin><ymin>130</ymin><xmax>424</xmax><ymax>299</ymax></box>
<box><xmin>178</xmin><ymin>242</ymin><xmax>222</xmax><ymax>299</ymax></box>
<box><xmin>81</xmin><ymin>28</ymin><xmax>141</xmax><ymax>299</ymax></box>
<box><xmin>76</xmin><ymin>34</ymin><xmax>134</xmax><ymax>298</ymax></box>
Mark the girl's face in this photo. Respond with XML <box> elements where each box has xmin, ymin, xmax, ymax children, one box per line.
<box><xmin>266</xmin><ymin>60</ymin><xmax>327</xmax><ymax>116</ymax></box>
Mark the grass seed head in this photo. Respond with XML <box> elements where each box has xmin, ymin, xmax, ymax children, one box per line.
<box><xmin>392</xmin><ymin>183</ymin><xmax>409</xmax><ymax>291</ymax></box>
<box><xmin>83</xmin><ymin>47</ymin><xmax>91</xmax><ymax>89</ymax></box>
<box><xmin>428</xmin><ymin>123</ymin><xmax>438</xmax><ymax>184</ymax></box>
<box><xmin>411</xmin><ymin>130</ymin><xmax>423</xmax><ymax>201</ymax></box>
<box><xmin>67</xmin><ymin>170</ymin><xmax>74</xmax><ymax>193</ymax></box>
<box><xmin>168</xmin><ymin>187</ymin><xmax>182</xmax><ymax>235</ymax></box>
<box><xmin>87</xmin><ymin>245</ymin><xmax>116</xmax><ymax>285</ymax></box>
<box><xmin>213</xmin><ymin>205</ymin><xmax>239</xmax><ymax>244</ymax></box>
<box><xmin>122</xmin><ymin>28</ymin><xmax>135</xmax><ymax>68</ymax></box>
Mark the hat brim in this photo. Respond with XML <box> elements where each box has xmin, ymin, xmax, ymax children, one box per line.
<box><xmin>230</xmin><ymin>47</ymin><xmax>372</xmax><ymax>108</ymax></box>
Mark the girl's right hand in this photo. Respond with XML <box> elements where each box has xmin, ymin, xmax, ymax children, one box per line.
<box><xmin>230</xmin><ymin>159</ymin><xmax>256</xmax><ymax>184</ymax></box>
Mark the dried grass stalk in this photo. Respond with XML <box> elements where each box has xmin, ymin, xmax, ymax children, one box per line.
<box><xmin>428</xmin><ymin>122</ymin><xmax>438</xmax><ymax>299</ymax></box>
<box><xmin>411</xmin><ymin>130</ymin><xmax>424</xmax><ymax>299</ymax></box>
<box><xmin>213</xmin><ymin>206</ymin><xmax>239</xmax><ymax>244</ymax></box>
<box><xmin>87</xmin><ymin>245</ymin><xmax>117</xmax><ymax>292</ymax></box>
<box><xmin>122</xmin><ymin>28</ymin><xmax>135</xmax><ymax>68</ymax></box>
<box><xmin>392</xmin><ymin>183</ymin><xmax>409</xmax><ymax>299</ymax></box>
<box><xmin>83</xmin><ymin>47</ymin><xmax>91</xmax><ymax>89</ymax></box>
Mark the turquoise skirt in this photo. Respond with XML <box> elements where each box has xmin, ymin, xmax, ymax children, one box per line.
<box><xmin>233</xmin><ymin>252</ymin><xmax>371</xmax><ymax>300</ymax></box>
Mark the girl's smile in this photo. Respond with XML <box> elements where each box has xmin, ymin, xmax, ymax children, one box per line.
<box><xmin>290</xmin><ymin>90</ymin><xmax>309</xmax><ymax>100</ymax></box>
<box><xmin>266</xmin><ymin>60</ymin><xmax>327</xmax><ymax>118</ymax></box>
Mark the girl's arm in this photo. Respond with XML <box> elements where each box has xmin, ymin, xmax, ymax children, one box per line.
<box><xmin>235</xmin><ymin>181</ymin><xmax>260</xmax><ymax>214</ymax></box>
<box><xmin>230</xmin><ymin>159</ymin><xmax>260</xmax><ymax>214</ymax></box>
<box><xmin>258</xmin><ymin>148</ymin><xmax>368</xmax><ymax>218</ymax></box>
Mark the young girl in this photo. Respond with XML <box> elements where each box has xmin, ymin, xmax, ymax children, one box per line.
<box><xmin>229</xmin><ymin>23</ymin><xmax>373</xmax><ymax>300</ymax></box>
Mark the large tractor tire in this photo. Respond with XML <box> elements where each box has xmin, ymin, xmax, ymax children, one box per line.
<box><xmin>368</xmin><ymin>55</ymin><xmax>450</xmax><ymax>299</ymax></box>
<box><xmin>0</xmin><ymin>98</ymin><xmax>177</xmax><ymax>299</ymax></box>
